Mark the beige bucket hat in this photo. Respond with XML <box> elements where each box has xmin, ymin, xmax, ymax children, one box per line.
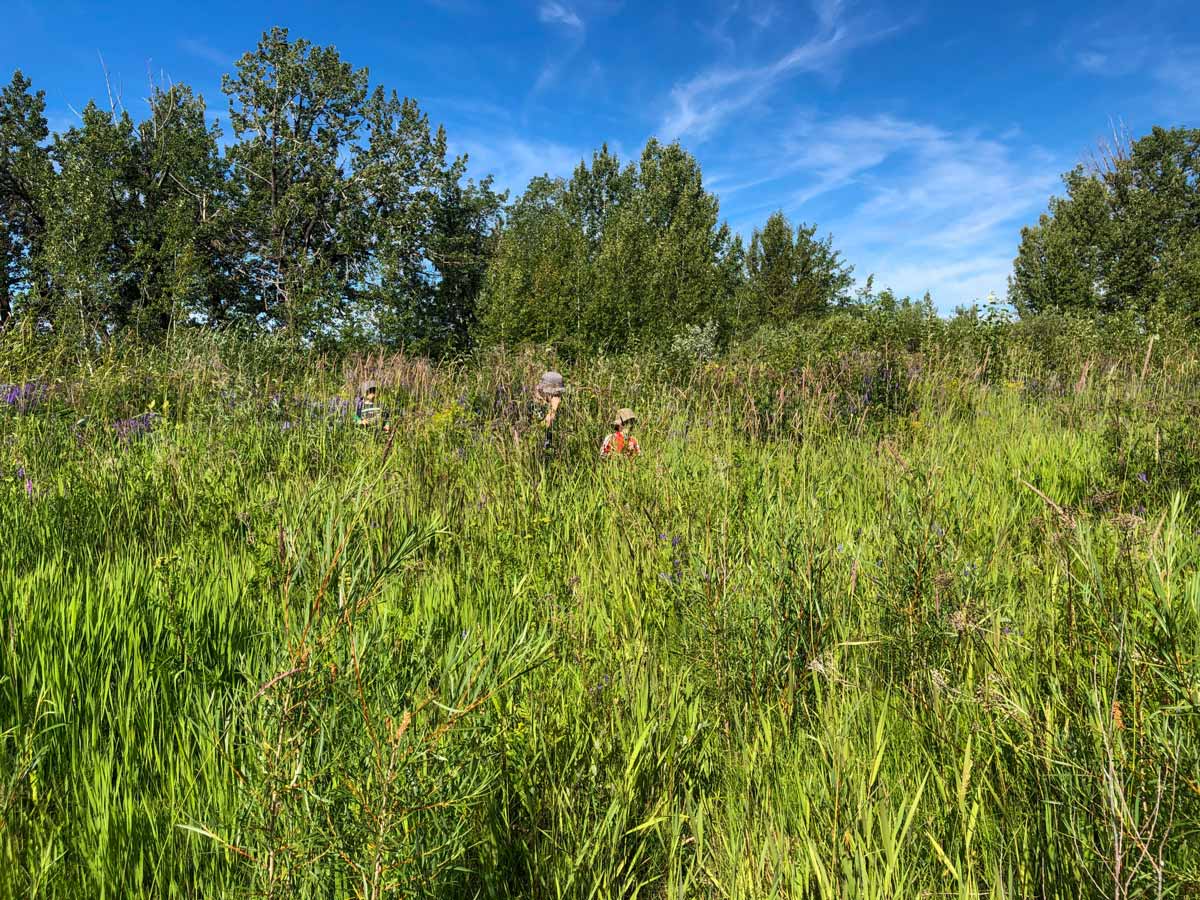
<box><xmin>612</xmin><ymin>408</ymin><xmax>637</xmax><ymax>427</ymax></box>
<box><xmin>536</xmin><ymin>370</ymin><xmax>565</xmax><ymax>398</ymax></box>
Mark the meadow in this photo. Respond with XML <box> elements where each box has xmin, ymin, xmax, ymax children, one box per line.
<box><xmin>2</xmin><ymin>329</ymin><xmax>1199</xmax><ymax>898</ymax></box>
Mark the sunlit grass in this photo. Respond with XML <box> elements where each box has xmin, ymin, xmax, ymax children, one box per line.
<box><xmin>2</xmin><ymin>334</ymin><xmax>1198</xmax><ymax>898</ymax></box>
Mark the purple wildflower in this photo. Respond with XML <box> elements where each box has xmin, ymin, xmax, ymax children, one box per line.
<box><xmin>114</xmin><ymin>412</ymin><xmax>158</xmax><ymax>443</ymax></box>
<box><xmin>24</xmin><ymin>477</ymin><xmax>33</xmax><ymax>498</ymax></box>
<box><xmin>2</xmin><ymin>381</ymin><xmax>47</xmax><ymax>413</ymax></box>
<box><xmin>1136</xmin><ymin>472</ymin><xmax>1148</xmax><ymax>484</ymax></box>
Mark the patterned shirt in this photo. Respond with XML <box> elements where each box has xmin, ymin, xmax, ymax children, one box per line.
<box><xmin>600</xmin><ymin>431</ymin><xmax>641</xmax><ymax>457</ymax></box>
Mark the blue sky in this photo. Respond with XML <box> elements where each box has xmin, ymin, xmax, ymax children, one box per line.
<box><xmin>4</xmin><ymin>0</ymin><xmax>1197</xmax><ymax>310</ymax></box>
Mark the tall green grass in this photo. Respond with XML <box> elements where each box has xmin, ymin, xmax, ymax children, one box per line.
<box><xmin>2</xmin><ymin>333</ymin><xmax>1198</xmax><ymax>898</ymax></box>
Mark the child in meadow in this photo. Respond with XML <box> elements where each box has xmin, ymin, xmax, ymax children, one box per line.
<box><xmin>355</xmin><ymin>380</ymin><xmax>387</xmax><ymax>430</ymax></box>
<box><xmin>601</xmin><ymin>409</ymin><xmax>640</xmax><ymax>458</ymax></box>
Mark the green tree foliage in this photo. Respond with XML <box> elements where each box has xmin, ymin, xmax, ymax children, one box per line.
<box><xmin>131</xmin><ymin>85</ymin><xmax>232</xmax><ymax>335</ymax></box>
<box><xmin>43</xmin><ymin>102</ymin><xmax>141</xmax><ymax>339</ymax></box>
<box><xmin>735</xmin><ymin>211</ymin><xmax>853</xmax><ymax>334</ymax></box>
<box><xmin>478</xmin><ymin>140</ymin><xmax>743</xmax><ymax>354</ymax></box>
<box><xmin>222</xmin><ymin>28</ymin><xmax>372</xmax><ymax>334</ymax></box>
<box><xmin>40</xmin><ymin>91</ymin><xmax>229</xmax><ymax>341</ymax></box>
<box><xmin>1</xmin><ymin>30</ymin><xmax>501</xmax><ymax>350</ymax></box>
<box><xmin>0</xmin><ymin>71</ymin><xmax>52</xmax><ymax>327</ymax></box>
<box><xmin>420</xmin><ymin>168</ymin><xmax>506</xmax><ymax>355</ymax></box>
<box><xmin>1010</xmin><ymin>126</ymin><xmax>1200</xmax><ymax>319</ymax></box>
<box><xmin>222</xmin><ymin>28</ymin><xmax>503</xmax><ymax>349</ymax></box>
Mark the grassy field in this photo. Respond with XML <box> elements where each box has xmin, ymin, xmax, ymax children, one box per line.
<box><xmin>2</xmin><ymin>335</ymin><xmax>1199</xmax><ymax>898</ymax></box>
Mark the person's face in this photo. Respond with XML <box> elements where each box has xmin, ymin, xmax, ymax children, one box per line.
<box><xmin>366</xmin><ymin>388</ymin><xmax>377</xmax><ymax>402</ymax></box>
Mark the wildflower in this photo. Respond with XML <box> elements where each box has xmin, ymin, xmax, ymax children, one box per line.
<box><xmin>1</xmin><ymin>381</ymin><xmax>47</xmax><ymax>413</ymax></box>
<box><xmin>24</xmin><ymin>477</ymin><xmax>33</xmax><ymax>498</ymax></box>
<box><xmin>1136</xmin><ymin>471</ymin><xmax>1148</xmax><ymax>484</ymax></box>
<box><xmin>113</xmin><ymin>412</ymin><xmax>158</xmax><ymax>442</ymax></box>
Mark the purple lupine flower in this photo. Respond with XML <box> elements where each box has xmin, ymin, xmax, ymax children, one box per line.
<box><xmin>2</xmin><ymin>381</ymin><xmax>47</xmax><ymax>412</ymax></box>
<box><xmin>24</xmin><ymin>477</ymin><xmax>33</xmax><ymax>498</ymax></box>
<box><xmin>114</xmin><ymin>412</ymin><xmax>158</xmax><ymax>442</ymax></box>
<box><xmin>1136</xmin><ymin>472</ymin><xmax>1148</xmax><ymax>484</ymax></box>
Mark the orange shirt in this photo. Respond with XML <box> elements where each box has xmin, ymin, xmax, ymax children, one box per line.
<box><xmin>601</xmin><ymin>431</ymin><xmax>640</xmax><ymax>457</ymax></box>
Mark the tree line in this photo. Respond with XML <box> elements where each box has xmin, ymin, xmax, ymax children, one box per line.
<box><xmin>2</xmin><ymin>28</ymin><xmax>1197</xmax><ymax>356</ymax></box>
<box><xmin>1010</xmin><ymin>127</ymin><xmax>1200</xmax><ymax>320</ymax></box>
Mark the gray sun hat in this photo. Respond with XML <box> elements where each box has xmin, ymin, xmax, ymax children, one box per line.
<box><xmin>360</xmin><ymin>379</ymin><xmax>378</xmax><ymax>395</ymax></box>
<box><xmin>536</xmin><ymin>370</ymin><xmax>565</xmax><ymax>398</ymax></box>
<box><xmin>612</xmin><ymin>408</ymin><xmax>637</xmax><ymax>427</ymax></box>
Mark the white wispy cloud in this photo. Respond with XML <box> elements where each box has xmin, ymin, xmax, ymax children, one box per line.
<box><xmin>661</xmin><ymin>0</ymin><xmax>903</xmax><ymax>141</ymax></box>
<box><xmin>713</xmin><ymin>112</ymin><xmax>1064</xmax><ymax>309</ymax></box>
<box><xmin>1063</xmin><ymin>9</ymin><xmax>1200</xmax><ymax>119</ymax></box>
<box><xmin>1153</xmin><ymin>48</ymin><xmax>1200</xmax><ymax>119</ymax></box>
<box><xmin>178</xmin><ymin>37</ymin><xmax>233</xmax><ymax>69</ymax></box>
<box><xmin>539</xmin><ymin>1</ymin><xmax>584</xmax><ymax>30</ymax></box>
<box><xmin>453</xmin><ymin>135</ymin><xmax>588</xmax><ymax>194</ymax></box>
<box><xmin>748</xmin><ymin>1</ymin><xmax>780</xmax><ymax>29</ymax></box>
<box><xmin>800</xmin><ymin>117</ymin><xmax>1060</xmax><ymax>305</ymax></box>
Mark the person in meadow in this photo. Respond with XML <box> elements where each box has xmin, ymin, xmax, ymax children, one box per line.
<box><xmin>534</xmin><ymin>371</ymin><xmax>564</xmax><ymax>426</ymax></box>
<box><xmin>534</xmin><ymin>370</ymin><xmax>565</xmax><ymax>450</ymax></box>
<box><xmin>601</xmin><ymin>408</ymin><xmax>641</xmax><ymax>458</ymax></box>
<box><xmin>355</xmin><ymin>380</ymin><xmax>387</xmax><ymax>430</ymax></box>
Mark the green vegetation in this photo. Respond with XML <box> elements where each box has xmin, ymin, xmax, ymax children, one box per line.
<box><xmin>3</xmin><ymin>31</ymin><xmax>1198</xmax><ymax>355</ymax></box>
<box><xmin>1011</xmin><ymin>127</ymin><xmax>1200</xmax><ymax>320</ymax></box>
<box><xmin>3</xmin><ymin>320</ymin><xmax>1199</xmax><ymax>898</ymax></box>
<box><xmin>3</xmin><ymin>22</ymin><xmax>1200</xmax><ymax>900</ymax></box>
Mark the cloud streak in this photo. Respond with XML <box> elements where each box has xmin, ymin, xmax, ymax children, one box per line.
<box><xmin>539</xmin><ymin>1</ymin><xmax>584</xmax><ymax>29</ymax></box>
<box><xmin>453</xmin><ymin>134</ymin><xmax>587</xmax><ymax>194</ymax></box>
<box><xmin>178</xmin><ymin>37</ymin><xmax>233</xmax><ymax>69</ymax></box>
<box><xmin>661</xmin><ymin>0</ymin><xmax>902</xmax><ymax>141</ymax></box>
<box><xmin>799</xmin><ymin>117</ymin><xmax>1060</xmax><ymax>306</ymax></box>
<box><xmin>712</xmin><ymin>112</ymin><xmax>1063</xmax><ymax>309</ymax></box>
